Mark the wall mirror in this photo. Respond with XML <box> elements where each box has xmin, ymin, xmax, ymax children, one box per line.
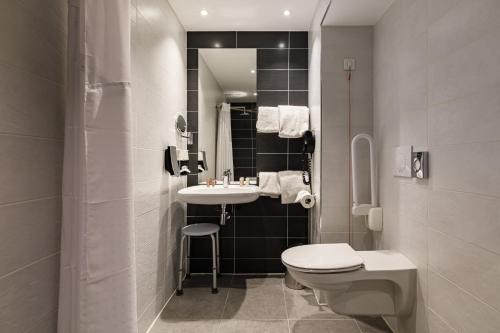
<box><xmin>176</xmin><ymin>114</ymin><xmax>187</xmax><ymax>133</ymax></box>
<box><xmin>197</xmin><ymin>48</ymin><xmax>257</xmax><ymax>183</ymax></box>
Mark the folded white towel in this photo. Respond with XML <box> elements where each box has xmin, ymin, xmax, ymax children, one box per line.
<box><xmin>258</xmin><ymin>172</ymin><xmax>280</xmax><ymax>197</ymax></box>
<box><xmin>278</xmin><ymin>105</ymin><xmax>310</xmax><ymax>138</ymax></box>
<box><xmin>278</xmin><ymin>171</ymin><xmax>310</xmax><ymax>204</ymax></box>
<box><xmin>256</xmin><ymin>106</ymin><xmax>279</xmax><ymax>133</ymax></box>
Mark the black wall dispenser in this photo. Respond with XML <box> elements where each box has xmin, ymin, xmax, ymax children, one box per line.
<box><xmin>165</xmin><ymin>146</ymin><xmax>208</xmax><ymax>177</ymax></box>
<box><xmin>165</xmin><ymin>146</ymin><xmax>180</xmax><ymax>176</ymax></box>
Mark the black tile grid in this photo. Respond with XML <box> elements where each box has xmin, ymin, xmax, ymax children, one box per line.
<box><xmin>186</xmin><ymin>31</ymin><xmax>309</xmax><ymax>274</ymax></box>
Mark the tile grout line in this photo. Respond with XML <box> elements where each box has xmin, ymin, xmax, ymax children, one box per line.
<box><xmin>0</xmin><ymin>252</ymin><xmax>59</xmax><ymax>280</ymax></box>
<box><xmin>431</xmin><ymin>269</ymin><xmax>500</xmax><ymax>315</ymax></box>
<box><xmin>281</xmin><ymin>278</ymin><xmax>292</xmax><ymax>333</ymax></box>
<box><xmin>145</xmin><ymin>289</ymin><xmax>176</xmax><ymax>333</ymax></box>
<box><xmin>216</xmin><ymin>274</ymin><xmax>233</xmax><ymax>332</ymax></box>
<box><xmin>353</xmin><ymin>318</ymin><xmax>364</xmax><ymax>333</ymax></box>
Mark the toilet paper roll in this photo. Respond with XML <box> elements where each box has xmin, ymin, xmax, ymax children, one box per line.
<box><xmin>295</xmin><ymin>190</ymin><xmax>315</xmax><ymax>209</ymax></box>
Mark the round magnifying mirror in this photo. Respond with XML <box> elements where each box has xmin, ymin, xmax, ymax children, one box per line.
<box><xmin>176</xmin><ymin>114</ymin><xmax>187</xmax><ymax>134</ymax></box>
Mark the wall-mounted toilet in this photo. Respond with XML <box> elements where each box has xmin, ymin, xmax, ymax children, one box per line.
<box><xmin>282</xmin><ymin>243</ymin><xmax>417</xmax><ymax>317</ymax></box>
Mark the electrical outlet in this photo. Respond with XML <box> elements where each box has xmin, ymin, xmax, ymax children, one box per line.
<box><xmin>344</xmin><ymin>58</ymin><xmax>356</xmax><ymax>71</ymax></box>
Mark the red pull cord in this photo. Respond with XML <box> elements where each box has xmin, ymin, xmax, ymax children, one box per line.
<box><xmin>347</xmin><ymin>69</ymin><xmax>353</xmax><ymax>246</ymax></box>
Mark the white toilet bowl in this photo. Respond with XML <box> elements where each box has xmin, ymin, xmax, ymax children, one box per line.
<box><xmin>281</xmin><ymin>243</ymin><xmax>417</xmax><ymax>317</ymax></box>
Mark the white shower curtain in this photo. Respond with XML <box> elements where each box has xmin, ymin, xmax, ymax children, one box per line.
<box><xmin>58</xmin><ymin>1</ymin><xmax>138</xmax><ymax>332</ymax></box>
<box><xmin>216</xmin><ymin>103</ymin><xmax>234</xmax><ymax>180</ymax></box>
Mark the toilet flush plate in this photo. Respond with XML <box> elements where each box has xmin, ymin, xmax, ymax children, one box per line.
<box><xmin>394</xmin><ymin>146</ymin><xmax>413</xmax><ymax>178</ymax></box>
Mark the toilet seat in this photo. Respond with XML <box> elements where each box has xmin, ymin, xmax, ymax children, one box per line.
<box><xmin>281</xmin><ymin>243</ymin><xmax>364</xmax><ymax>273</ymax></box>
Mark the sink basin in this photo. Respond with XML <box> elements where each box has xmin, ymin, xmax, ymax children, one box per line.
<box><xmin>177</xmin><ymin>185</ymin><xmax>261</xmax><ymax>205</ymax></box>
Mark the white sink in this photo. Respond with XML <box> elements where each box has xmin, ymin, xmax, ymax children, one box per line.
<box><xmin>177</xmin><ymin>184</ymin><xmax>261</xmax><ymax>205</ymax></box>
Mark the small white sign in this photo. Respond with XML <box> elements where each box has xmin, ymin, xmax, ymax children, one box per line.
<box><xmin>395</xmin><ymin>146</ymin><xmax>413</xmax><ymax>178</ymax></box>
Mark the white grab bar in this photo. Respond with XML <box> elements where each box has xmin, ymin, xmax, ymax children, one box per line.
<box><xmin>351</xmin><ymin>134</ymin><xmax>377</xmax><ymax>208</ymax></box>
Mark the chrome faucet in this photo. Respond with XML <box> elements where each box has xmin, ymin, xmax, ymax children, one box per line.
<box><xmin>223</xmin><ymin>169</ymin><xmax>232</xmax><ymax>177</ymax></box>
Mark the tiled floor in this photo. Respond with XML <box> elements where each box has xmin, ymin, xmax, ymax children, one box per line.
<box><xmin>150</xmin><ymin>275</ymin><xmax>392</xmax><ymax>333</ymax></box>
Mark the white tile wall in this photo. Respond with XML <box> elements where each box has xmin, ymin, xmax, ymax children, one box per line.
<box><xmin>308</xmin><ymin>1</ymin><xmax>330</xmax><ymax>245</ymax></box>
<box><xmin>0</xmin><ymin>0</ymin><xmax>66</xmax><ymax>331</ymax></box>
<box><xmin>131</xmin><ymin>0</ymin><xmax>187</xmax><ymax>331</ymax></box>
<box><xmin>374</xmin><ymin>0</ymin><xmax>500</xmax><ymax>331</ymax></box>
<box><xmin>0</xmin><ymin>255</ymin><xmax>59</xmax><ymax>332</ymax></box>
<box><xmin>320</xmin><ymin>27</ymin><xmax>373</xmax><ymax>249</ymax></box>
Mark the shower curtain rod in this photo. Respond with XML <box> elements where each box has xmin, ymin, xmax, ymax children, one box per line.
<box><xmin>216</xmin><ymin>104</ymin><xmax>253</xmax><ymax>114</ymax></box>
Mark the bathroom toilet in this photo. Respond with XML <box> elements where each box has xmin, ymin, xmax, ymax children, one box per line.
<box><xmin>282</xmin><ymin>243</ymin><xmax>417</xmax><ymax>317</ymax></box>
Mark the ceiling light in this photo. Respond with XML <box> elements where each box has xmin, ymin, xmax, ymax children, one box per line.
<box><xmin>225</xmin><ymin>91</ymin><xmax>248</xmax><ymax>98</ymax></box>
<box><xmin>200</xmin><ymin>9</ymin><xmax>208</xmax><ymax>16</ymax></box>
<box><xmin>214</xmin><ymin>42</ymin><xmax>221</xmax><ymax>48</ymax></box>
<box><xmin>279</xmin><ymin>42</ymin><xmax>286</xmax><ymax>48</ymax></box>
<box><xmin>253</xmin><ymin>92</ymin><xmax>258</xmax><ymax>96</ymax></box>
<box><xmin>250</xmin><ymin>70</ymin><xmax>256</xmax><ymax>74</ymax></box>
<box><xmin>283</xmin><ymin>10</ymin><xmax>291</xmax><ymax>16</ymax></box>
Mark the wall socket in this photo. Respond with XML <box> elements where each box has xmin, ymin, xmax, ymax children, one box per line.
<box><xmin>344</xmin><ymin>58</ymin><xmax>356</xmax><ymax>71</ymax></box>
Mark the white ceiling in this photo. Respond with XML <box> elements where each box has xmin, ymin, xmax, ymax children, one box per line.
<box><xmin>324</xmin><ymin>0</ymin><xmax>394</xmax><ymax>26</ymax></box>
<box><xmin>168</xmin><ymin>0</ymin><xmax>321</xmax><ymax>31</ymax></box>
<box><xmin>199</xmin><ymin>49</ymin><xmax>257</xmax><ymax>102</ymax></box>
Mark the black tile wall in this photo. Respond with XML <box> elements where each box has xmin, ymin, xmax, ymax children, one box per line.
<box><xmin>187</xmin><ymin>32</ymin><xmax>236</xmax><ymax>48</ymax></box>
<box><xmin>237</xmin><ymin>31</ymin><xmax>289</xmax><ymax>48</ymax></box>
<box><xmin>256</xmin><ymin>154</ymin><xmax>287</xmax><ymax>172</ymax></box>
<box><xmin>187</xmin><ymin>91</ymin><xmax>198</xmax><ymax>111</ymax></box>
<box><xmin>186</xmin><ymin>31</ymin><xmax>309</xmax><ymax>274</ymax></box>
<box><xmin>289</xmin><ymin>70</ymin><xmax>308</xmax><ymax>90</ymax></box>
<box><xmin>236</xmin><ymin>217</ymin><xmax>287</xmax><ymax>237</ymax></box>
<box><xmin>233</xmin><ymin>168</ymin><xmax>255</xmax><ymax>178</ymax></box>
<box><xmin>290</xmin><ymin>32</ymin><xmax>308</xmax><ymax>48</ymax></box>
<box><xmin>257</xmin><ymin>70</ymin><xmax>288</xmax><ymax>90</ymax></box>
<box><xmin>257</xmin><ymin>91</ymin><xmax>288</xmax><ymax>106</ymax></box>
<box><xmin>257</xmin><ymin>49</ymin><xmax>289</xmax><ymax>69</ymax></box>
<box><xmin>235</xmin><ymin>259</ymin><xmax>284</xmax><ymax>274</ymax></box>
<box><xmin>187</xmin><ymin>49</ymin><xmax>198</xmax><ymax>69</ymax></box>
<box><xmin>289</xmin><ymin>91</ymin><xmax>309</xmax><ymax>106</ymax></box>
<box><xmin>187</xmin><ymin>70</ymin><xmax>198</xmax><ymax>90</ymax></box>
<box><xmin>236</xmin><ymin>238</ymin><xmax>288</xmax><ymax>258</ymax></box>
<box><xmin>289</xmin><ymin>49</ymin><xmax>309</xmax><ymax>69</ymax></box>
<box><xmin>289</xmin><ymin>137</ymin><xmax>305</xmax><ymax>154</ymax></box>
<box><xmin>236</xmin><ymin>196</ymin><xmax>287</xmax><ymax>216</ymax></box>
<box><xmin>230</xmin><ymin>103</ymin><xmax>256</xmax><ymax>181</ymax></box>
<box><xmin>186</xmin><ymin>111</ymin><xmax>198</xmax><ymax>132</ymax></box>
<box><xmin>287</xmin><ymin>154</ymin><xmax>304</xmax><ymax>170</ymax></box>
<box><xmin>256</xmin><ymin>134</ymin><xmax>287</xmax><ymax>153</ymax></box>
<box><xmin>232</xmin><ymin>138</ymin><xmax>253</xmax><ymax>148</ymax></box>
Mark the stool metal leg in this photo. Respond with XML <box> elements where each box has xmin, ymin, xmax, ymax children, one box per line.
<box><xmin>186</xmin><ymin>236</ymin><xmax>191</xmax><ymax>279</ymax></box>
<box><xmin>176</xmin><ymin>234</ymin><xmax>186</xmax><ymax>296</ymax></box>
<box><xmin>210</xmin><ymin>233</ymin><xmax>218</xmax><ymax>294</ymax></box>
<box><xmin>216</xmin><ymin>231</ymin><xmax>220</xmax><ymax>274</ymax></box>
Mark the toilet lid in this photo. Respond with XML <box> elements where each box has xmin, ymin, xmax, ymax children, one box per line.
<box><xmin>281</xmin><ymin>243</ymin><xmax>364</xmax><ymax>272</ymax></box>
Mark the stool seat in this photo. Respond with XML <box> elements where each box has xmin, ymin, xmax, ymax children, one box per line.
<box><xmin>177</xmin><ymin>222</ymin><xmax>220</xmax><ymax>295</ymax></box>
<box><xmin>182</xmin><ymin>223</ymin><xmax>220</xmax><ymax>237</ymax></box>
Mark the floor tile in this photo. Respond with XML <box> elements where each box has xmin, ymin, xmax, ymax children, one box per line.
<box><xmin>355</xmin><ymin>316</ymin><xmax>392</xmax><ymax>333</ymax></box>
<box><xmin>160</xmin><ymin>276</ymin><xmax>231</xmax><ymax>320</ymax></box>
<box><xmin>149</xmin><ymin>319</ymin><xmax>220</xmax><ymax>333</ymax></box>
<box><xmin>217</xmin><ymin>319</ymin><xmax>289</xmax><ymax>333</ymax></box>
<box><xmin>285</xmin><ymin>287</ymin><xmax>347</xmax><ymax>320</ymax></box>
<box><xmin>222</xmin><ymin>276</ymin><xmax>287</xmax><ymax>319</ymax></box>
<box><xmin>231</xmin><ymin>275</ymin><xmax>284</xmax><ymax>288</ymax></box>
<box><xmin>149</xmin><ymin>275</ymin><xmax>391</xmax><ymax>333</ymax></box>
<box><xmin>289</xmin><ymin>319</ymin><xmax>361</xmax><ymax>333</ymax></box>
